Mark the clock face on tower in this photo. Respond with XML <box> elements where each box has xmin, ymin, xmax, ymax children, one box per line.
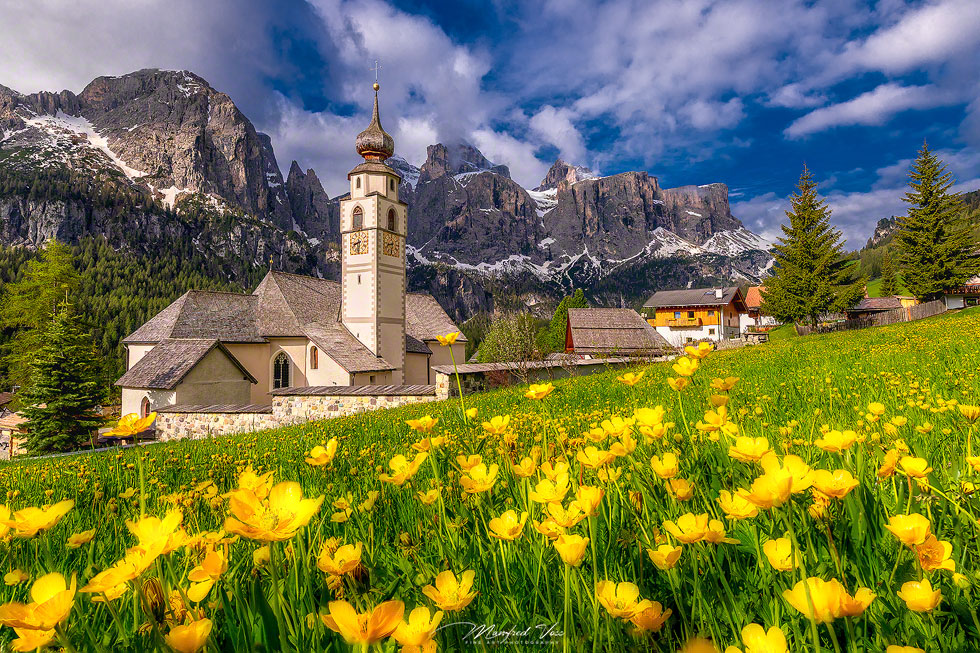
<box><xmin>349</xmin><ymin>230</ymin><xmax>368</xmax><ymax>255</ymax></box>
<box><xmin>382</xmin><ymin>231</ymin><xmax>400</xmax><ymax>257</ymax></box>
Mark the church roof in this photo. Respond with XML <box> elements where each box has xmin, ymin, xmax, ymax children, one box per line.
<box><xmin>566</xmin><ymin>308</ymin><xmax>672</xmax><ymax>355</ymax></box>
<box><xmin>355</xmin><ymin>83</ymin><xmax>395</xmax><ymax>161</ymax></box>
<box><xmin>120</xmin><ymin>271</ymin><xmax>460</xmax><ymax>375</ymax></box>
<box><xmin>115</xmin><ymin>339</ymin><xmax>257</xmax><ymax>390</ymax></box>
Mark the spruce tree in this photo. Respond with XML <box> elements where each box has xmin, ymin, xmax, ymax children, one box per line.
<box><xmin>20</xmin><ymin>301</ymin><xmax>104</xmax><ymax>454</ymax></box>
<box><xmin>539</xmin><ymin>288</ymin><xmax>588</xmax><ymax>353</ymax></box>
<box><xmin>895</xmin><ymin>142</ymin><xmax>979</xmax><ymax>301</ymax></box>
<box><xmin>879</xmin><ymin>250</ymin><xmax>898</xmax><ymax>296</ymax></box>
<box><xmin>761</xmin><ymin>166</ymin><xmax>864</xmax><ymax>325</ymax></box>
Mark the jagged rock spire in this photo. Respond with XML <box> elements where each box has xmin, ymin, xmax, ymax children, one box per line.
<box><xmin>355</xmin><ymin>83</ymin><xmax>394</xmax><ymax>161</ymax></box>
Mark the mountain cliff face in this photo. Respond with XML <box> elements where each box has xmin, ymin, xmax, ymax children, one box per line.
<box><xmin>1</xmin><ymin>68</ymin><xmax>772</xmax><ymax>322</ymax></box>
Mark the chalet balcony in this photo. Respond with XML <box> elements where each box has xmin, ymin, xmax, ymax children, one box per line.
<box><xmin>666</xmin><ymin>317</ymin><xmax>702</xmax><ymax>328</ymax></box>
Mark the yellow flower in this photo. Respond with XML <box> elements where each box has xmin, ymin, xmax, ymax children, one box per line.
<box><xmin>838</xmin><ymin>587</ymin><xmax>875</xmax><ymax>617</ymax></box>
<box><xmin>406</xmin><ymin>415</ymin><xmax>438</xmax><ymax>432</ymax></box>
<box><xmin>224</xmin><ymin>481</ymin><xmax>324</xmax><ymax>542</ymax></box>
<box><xmin>966</xmin><ymin>456</ymin><xmax>980</xmax><ymax>474</ymax></box>
<box><xmin>672</xmin><ymin>356</ymin><xmax>699</xmax><ymax>377</ymax></box>
<box><xmin>436</xmin><ymin>331</ymin><xmax>460</xmax><ymax>346</ymax></box>
<box><xmin>488</xmin><ymin>510</ymin><xmax>528</xmax><ymax>541</ymax></box>
<box><xmin>460</xmin><ymin>463</ymin><xmax>499</xmax><ymax>494</ymax></box>
<box><xmin>744</xmin><ymin>470</ymin><xmax>793</xmax><ymax>509</ymax></box>
<box><xmin>252</xmin><ymin>546</ymin><xmax>271</xmax><ymax>568</ymax></box>
<box><xmin>0</xmin><ymin>572</ymin><xmax>76</xmax><ymax>631</ymax></box>
<box><xmin>634</xmin><ymin>406</ymin><xmax>665</xmax><ymax>427</ymax></box>
<box><xmin>897</xmin><ymin>579</ymin><xmax>942</xmax><ymax>612</ymax></box>
<box><xmin>867</xmin><ymin>402</ymin><xmax>886</xmax><ymax>417</ymax></box>
<box><xmin>321</xmin><ymin>600</ymin><xmax>405</xmax><ymax>644</ymax></box>
<box><xmin>709</xmin><ymin>394</ymin><xmax>730</xmax><ymax>407</ymax></box>
<box><xmin>126</xmin><ymin>509</ymin><xmax>186</xmax><ymax>555</ymax></box>
<box><xmin>379</xmin><ymin>453</ymin><xmax>428</xmax><ymax>486</ymax></box>
<box><xmin>718</xmin><ymin>490</ymin><xmax>758</xmax><ymax>520</ymax></box>
<box><xmin>915</xmin><ymin>422</ymin><xmax>933</xmax><ymax>435</ymax></box>
<box><xmin>647</xmin><ymin>544</ymin><xmax>683</xmax><ymax>570</ymax></box>
<box><xmin>702</xmin><ymin>519</ymin><xmax>738</xmax><ymax>544</ymax></box>
<box><xmin>878</xmin><ymin>449</ymin><xmax>901</xmax><ymax>478</ymax></box>
<box><xmin>107</xmin><ymin>412</ymin><xmax>157</xmax><ymax>437</ymax></box>
<box><xmin>540</xmin><ymin>460</ymin><xmax>570</xmax><ymax>480</ymax></box>
<box><xmin>782</xmin><ymin>577</ymin><xmax>844</xmax><ymax>623</ymax></box>
<box><xmin>680</xmin><ymin>637</ymin><xmax>722</xmax><ymax>653</ymax></box>
<box><xmin>617</xmin><ymin>371</ymin><xmax>645</xmax><ymax>386</ymax></box>
<box><xmin>482</xmin><ymin>414</ymin><xmax>511</xmax><ymax>435</ymax></box>
<box><xmin>305</xmin><ymin>439</ymin><xmax>338</xmax><ymax>466</ymax></box>
<box><xmin>958</xmin><ymin>404</ymin><xmax>980</xmax><ymax>422</ymax></box>
<box><xmin>577</xmin><ymin>446</ymin><xmax>616</xmax><ymax>469</ymax></box>
<box><xmin>728</xmin><ymin>437</ymin><xmax>771</xmax><ymax>463</ymax></box>
<box><xmin>685</xmin><ymin>342</ymin><xmax>714</xmax><ymax>359</ymax></box>
<box><xmin>187</xmin><ymin>547</ymin><xmax>228</xmax><ymax>603</ymax></box>
<box><xmin>532</xmin><ymin>518</ymin><xmax>564</xmax><ymax>540</ymax></box>
<box><xmin>554</xmin><ymin>533</ymin><xmax>589</xmax><ymax>566</ymax></box>
<box><xmin>595</xmin><ymin>581</ymin><xmax>652</xmax><ymax>619</ymax></box>
<box><xmin>10</xmin><ymin>628</ymin><xmax>56</xmax><ymax>652</ymax></box>
<box><xmin>317</xmin><ymin>542</ymin><xmax>363</xmax><ymax>576</ymax></box>
<box><xmin>899</xmin><ymin>456</ymin><xmax>932</xmax><ymax>478</ymax></box>
<box><xmin>465</xmin><ymin>407</ymin><xmax>478</xmax><ymax>420</ymax></box>
<box><xmin>629</xmin><ymin>602</ymin><xmax>672</xmax><ymax>633</ymax></box>
<box><xmin>511</xmin><ymin>457</ymin><xmax>537</xmax><ymax>477</ymax></box>
<box><xmin>66</xmin><ymin>528</ymin><xmax>96</xmax><ymax>549</ymax></box>
<box><xmin>812</xmin><ymin>469</ymin><xmax>859</xmax><ymax>499</ymax></box>
<box><xmin>663</xmin><ymin>513</ymin><xmax>709</xmax><ymax>544</ymax></box>
<box><xmin>762</xmin><ymin>538</ymin><xmax>800</xmax><ymax>571</ymax></box>
<box><xmin>667</xmin><ymin>377</ymin><xmax>690</xmax><ymax>392</ymax></box>
<box><xmin>529</xmin><ymin>475</ymin><xmax>571</xmax><ymax>504</ymax></box>
<box><xmin>667</xmin><ymin>478</ymin><xmax>695</xmax><ymax>501</ymax></box>
<box><xmin>525</xmin><ymin>383</ymin><xmax>555</xmax><ymax>400</ymax></box>
<box><xmin>914</xmin><ymin>535</ymin><xmax>955</xmax><ymax>572</ymax></box>
<box><xmin>422</xmin><ymin>570</ymin><xmax>477</xmax><ymax>612</ymax></box>
<box><xmin>737</xmin><ymin>624</ymin><xmax>788</xmax><ymax>653</ymax></box>
<box><xmin>814</xmin><ymin>429</ymin><xmax>858</xmax><ymax>453</ymax></box>
<box><xmin>416</xmin><ymin>489</ymin><xmax>440</xmax><ymax>505</ymax></box>
<box><xmin>885</xmin><ymin>514</ymin><xmax>931</xmax><ymax>547</ymax></box>
<box><xmin>710</xmin><ymin>376</ymin><xmax>739</xmax><ymax>391</ymax></box>
<box><xmin>886</xmin><ymin>647</ymin><xmax>925</xmax><ymax>653</ymax></box>
<box><xmin>392</xmin><ymin>606</ymin><xmax>443</xmax><ymax>652</ymax></box>
<box><xmin>547</xmin><ymin>502</ymin><xmax>586</xmax><ymax>529</ymax></box>
<box><xmin>650</xmin><ymin>452</ymin><xmax>680</xmax><ymax>479</ymax></box>
<box><xmin>4</xmin><ymin>570</ymin><xmax>28</xmax><ymax>586</ymax></box>
<box><xmin>456</xmin><ymin>454</ymin><xmax>483</xmax><ymax>471</ymax></box>
<box><xmin>571</xmin><ymin>485</ymin><xmax>604</xmax><ymax>516</ymax></box>
<box><xmin>3</xmin><ymin>500</ymin><xmax>74</xmax><ymax>538</ymax></box>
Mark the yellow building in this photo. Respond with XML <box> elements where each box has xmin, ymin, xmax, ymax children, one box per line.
<box><xmin>641</xmin><ymin>287</ymin><xmax>747</xmax><ymax>347</ymax></box>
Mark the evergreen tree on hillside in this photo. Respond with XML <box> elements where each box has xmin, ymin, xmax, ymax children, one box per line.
<box><xmin>0</xmin><ymin>240</ymin><xmax>79</xmax><ymax>393</ymax></box>
<box><xmin>20</xmin><ymin>301</ymin><xmax>104</xmax><ymax>454</ymax></box>
<box><xmin>761</xmin><ymin>167</ymin><xmax>864</xmax><ymax>325</ymax></box>
<box><xmin>895</xmin><ymin>142</ymin><xmax>979</xmax><ymax>301</ymax></box>
<box><xmin>539</xmin><ymin>289</ymin><xmax>588</xmax><ymax>353</ymax></box>
<box><xmin>879</xmin><ymin>250</ymin><xmax>898</xmax><ymax>296</ymax></box>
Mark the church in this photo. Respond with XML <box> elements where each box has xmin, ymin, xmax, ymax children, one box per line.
<box><xmin>116</xmin><ymin>83</ymin><xmax>465</xmax><ymax>418</ymax></box>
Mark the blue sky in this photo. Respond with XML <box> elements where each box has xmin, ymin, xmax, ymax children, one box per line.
<box><xmin>3</xmin><ymin>0</ymin><xmax>979</xmax><ymax>246</ymax></box>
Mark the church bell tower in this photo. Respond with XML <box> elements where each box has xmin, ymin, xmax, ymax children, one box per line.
<box><xmin>340</xmin><ymin>82</ymin><xmax>407</xmax><ymax>383</ymax></box>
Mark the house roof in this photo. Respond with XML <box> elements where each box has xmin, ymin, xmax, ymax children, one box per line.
<box><xmin>644</xmin><ymin>287</ymin><xmax>744</xmax><ymax>309</ymax></box>
<box><xmin>120</xmin><ymin>271</ymin><xmax>461</xmax><ymax>380</ymax></box>
<box><xmin>0</xmin><ymin>412</ymin><xmax>26</xmax><ymax>432</ymax></box>
<box><xmin>115</xmin><ymin>339</ymin><xmax>257</xmax><ymax>390</ymax></box>
<box><xmin>849</xmin><ymin>296</ymin><xmax>904</xmax><ymax>312</ymax></box>
<box><xmin>0</xmin><ymin>392</ymin><xmax>13</xmax><ymax>408</ymax></box>
<box><xmin>745</xmin><ymin>286</ymin><xmax>765</xmax><ymax>309</ymax></box>
<box><xmin>566</xmin><ymin>308</ymin><xmax>672</xmax><ymax>354</ymax></box>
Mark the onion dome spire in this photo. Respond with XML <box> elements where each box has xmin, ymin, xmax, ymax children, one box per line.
<box><xmin>355</xmin><ymin>82</ymin><xmax>394</xmax><ymax>161</ymax></box>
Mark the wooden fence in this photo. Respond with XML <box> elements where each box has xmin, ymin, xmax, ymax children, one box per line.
<box><xmin>795</xmin><ymin>299</ymin><xmax>947</xmax><ymax>336</ymax></box>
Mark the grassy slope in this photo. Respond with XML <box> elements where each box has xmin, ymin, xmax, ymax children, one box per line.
<box><xmin>1</xmin><ymin>307</ymin><xmax>978</xmax><ymax>650</ymax></box>
<box><xmin>865</xmin><ymin>276</ymin><xmax>911</xmax><ymax>297</ymax></box>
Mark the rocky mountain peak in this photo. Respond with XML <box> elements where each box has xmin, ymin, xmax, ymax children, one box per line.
<box><xmin>535</xmin><ymin>158</ymin><xmax>596</xmax><ymax>191</ymax></box>
<box><xmin>418</xmin><ymin>141</ymin><xmax>510</xmax><ymax>185</ymax></box>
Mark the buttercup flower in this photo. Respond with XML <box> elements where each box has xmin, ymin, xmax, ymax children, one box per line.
<box><xmin>511</xmin><ymin>457</ymin><xmax>537</xmax><ymax>477</ymax></box>
<box><xmin>667</xmin><ymin>377</ymin><xmax>690</xmax><ymax>392</ymax></box>
<box><xmin>736</xmin><ymin>623</ymin><xmax>788</xmax><ymax>653</ymax></box>
<box><xmin>379</xmin><ymin>453</ymin><xmax>428</xmax><ymax>486</ymax></box>
<box><xmin>305</xmin><ymin>439</ymin><xmax>338</xmax><ymax>466</ymax></box>
<box><xmin>838</xmin><ymin>587</ymin><xmax>875</xmax><ymax>617</ymax></box>
<box><xmin>3</xmin><ymin>500</ymin><xmax>74</xmax><ymax>538</ymax></box>
<box><xmin>455</xmin><ymin>454</ymin><xmax>483</xmax><ymax>472</ymax></box>
<box><xmin>958</xmin><ymin>404</ymin><xmax>980</xmax><ymax>422</ymax></box>
<box><xmin>321</xmin><ymin>600</ymin><xmax>405</xmax><ymax>643</ymax></box>
<box><xmin>317</xmin><ymin>542</ymin><xmax>363</xmax><ymax>576</ymax></box>
<box><xmin>572</xmin><ymin>486</ymin><xmax>605</xmax><ymax>516</ymax></box>
<box><xmin>885</xmin><ymin>514</ymin><xmax>931</xmax><ymax>547</ymax></box>
<box><xmin>10</xmin><ymin>628</ymin><xmax>56</xmax><ymax>652</ymax></box>
<box><xmin>422</xmin><ymin>570</ymin><xmax>477</xmax><ymax>612</ymax></box>
<box><xmin>554</xmin><ymin>533</ymin><xmax>590</xmax><ymax>566</ymax></box>
<box><xmin>529</xmin><ymin>475</ymin><xmax>571</xmax><ymax>504</ymax></box>
<box><xmin>647</xmin><ymin>544</ymin><xmax>683</xmax><ymax>570</ymax></box>
<box><xmin>525</xmin><ymin>383</ymin><xmax>555</xmax><ymax>400</ymax></box>
<box><xmin>488</xmin><ymin>510</ymin><xmax>527</xmax><ymax>541</ymax></box>
<box><xmin>914</xmin><ymin>536</ymin><xmax>955</xmax><ymax>572</ymax></box>
<box><xmin>187</xmin><ymin>547</ymin><xmax>227</xmax><ymax>603</ymax></box>
<box><xmin>729</xmin><ymin>437</ymin><xmax>772</xmax><ymax>463</ymax></box>
<box><xmin>650</xmin><ymin>453</ymin><xmax>680</xmax><ymax>479</ymax></box>
<box><xmin>812</xmin><ymin>469</ymin><xmax>859</xmax><ymax>499</ymax></box>
<box><xmin>663</xmin><ymin>513</ymin><xmax>710</xmax><ymax>544</ymax></box>
<box><xmin>617</xmin><ymin>371</ymin><xmax>645</xmax><ymax>386</ymax></box>
<box><xmin>392</xmin><ymin>606</ymin><xmax>443</xmax><ymax>652</ymax></box>
<box><xmin>577</xmin><ymin>447</ymin><xmax>616</xmax><ymax>469</ymax></box>
<box><xmin>66</xmin><ymin>529</ymin><xmax>96</xmax><ymax>549</ymax></box>
<box><xmin>710</xmin><ymin>376</ymin><xmax>739</xmax><ymax>391</ymax></box>
<box><xmin>629</xmin><ymin>602</ymin><xmax>672</xmax><ymax>633</ymax></box>
<box><xmin>460</xmin><ymin>463</ymin><xmax>499</xmax><ymax>494</ymax></box>
<box><xmin>595</xmin><ymin>581</ymin><xmax>652</xmax><ymax>619</ymax></box>
<box><xmin>406</xmin><ymin>416</ymin><xmax>438</xmax><ymax>432</ymax></box>
<box><xmin>814</xmin><ymin>429</ymin><xmax>858</xmax><ymax>453</ymax></box>
<box><xmin>672</xmin><ymin>356</ymin><xmax>699</xmax><ymax>377</ymax></box>
<box><xmin>482</xmin><ymin>415</ymin><xmax>511</xmax><ymax>435</ymax></box>
<box><xmin>897</xmin><ymin>579</ymin><xmax>942</xmax><ymax>612</ymax></box>
<box><xmin>899</xmin><ymin>456</ymin><xmax>932</xmax><ymax>478</ymax></box>
<box><xmin>436</xmin><ymin>331</ymin><xmax>460</xmax><ymax>346</ymax></box>
<box><xmin>762</xmin><ymin>538</ymin><xmax>800</xmax><ymax>572</ymax></box>
<box><xmin>224</xmin><ymin>481</ymin><xmax>324</xmax><ymax>542</ymax></box>
<box><xmin>685</xmin><ymin>342</ymin><xmax>714</xmax><ymax>359</ymax></box>
<box><xmin>0</xmin><ymin>572</ymin><xmax>76</xmax><ymax>631</ymax></box>
<box><xmin>718</xmin><ymin>490</ymin><xmax>758</xmax><ymax>520</ymax></box>
<box><xmin>4</xmin><ymin>570</ymin><xmax>28</xmax><ymax>586</ymax></box>
<box><xmin>782</xmin><ymin>577</ymin><xmax>844</xmax><ymax>623</ymax></box>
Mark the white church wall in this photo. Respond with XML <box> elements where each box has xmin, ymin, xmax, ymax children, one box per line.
<box><xmin>306</xmin><ymin>347</ymin><xmax>352</xmax><ymax>387</ymax></box>
<box><xmin>126</xmin><ymin>344</ymin><xmax>156</xmax><ymax>369</ymax></box>
<box><xmin>121</xmin><ymin>387</ymin><xmax>175</xmax><ymax>417</ymax></box>
<box><xmin>174</xmin><ymin>348</ymin><xmax>253</xmax><ymax>406</ymax></box>
<box><xmin>225</xmin><ymin>343</ymin><xmax>272</xmax><ymax>404</ymax></box>
<box><xmin>267</xmin><ymin>338</ymin><xmax>308</xmax><ymax>391</ymax></box>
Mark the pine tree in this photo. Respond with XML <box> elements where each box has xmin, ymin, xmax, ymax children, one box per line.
<box><xmin>879</xmin><ymin>250</ymin><xmax>898</xmax><ymax>296</ymax></box>
<box><xmin>895</xmin><ymin>142</ymin><xmax>979</xmax><ymax>301</ymax></box>
<box><xmin>761</xmin><ymin>166</ymin><xmax>864</xmax><ymax>325</ymax></box>
<box><xmin>20</xmin><ymin>301</ymin><xmax>104</xmax><ymax>454</ymax></box>
<box><xmin>539</xmin><ymin>289</ymin><xmax>589</xmax><ymax>353</ymax></box>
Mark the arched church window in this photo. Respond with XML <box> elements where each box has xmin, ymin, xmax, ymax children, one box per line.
<box><xmin>140</xmin><ymin>396</ymin><xmax>151</xmax><ymax>419</ymax></box>
<box><xmin>389</xmin><ymin>179</ymin><xmax>395</xmax><ymax>191</ymax></box>
<box><xmin>356</xmin><ymin>177</ymin><xmax>361</xmax><ymax>189</ymax></box>
<box><xmin>273</xmin><ymin>352</ymin><xmax>290</xmax><ymax>390</ymax></box>
<box><xmin>387</xmin><ymin>208</ymin><xmax>396</xmax><ymax>231</ymax></box>
<box><xmin>352</xmin><ymin>206</ymin><xmax>363</xmax><ymax>230</ymax></box>
<box><xmin>310</xmin><ymin>346</ymin><xmax>318</xmax><ymax>370</ymax></box>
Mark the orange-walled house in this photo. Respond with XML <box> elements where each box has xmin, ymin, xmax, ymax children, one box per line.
<box><xmin>641</xmin><ymin>287</ymin><xmax>747</xmax><ymax>347</ymax></box>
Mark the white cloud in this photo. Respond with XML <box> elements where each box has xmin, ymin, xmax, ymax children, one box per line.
<box><xmin>470</xmin><ymin>129</ymin><xmax>550</xmax><ymax>188</ymax></box>
<box><xmin>766</xmin><ymin>83</ymin><xmax>826</xmax><ymax>109</ymax></box>
<box><xmin>784</xmin><ymin>83</ymin><xmax>956</xmax><ymax>138</ymax></box>
<box><xmin>528</xmin><ymin>105</ymin><xmax>587</xmax><ymax>166</ymax></box>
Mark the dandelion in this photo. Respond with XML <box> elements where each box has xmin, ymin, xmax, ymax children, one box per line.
<box><xmin>422</xmin><ymin>570</ymin><xmax>477</xmax><ymax>612</ymax></box>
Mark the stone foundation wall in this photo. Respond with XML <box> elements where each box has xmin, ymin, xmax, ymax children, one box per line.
<box><xmin>156</xmin><ymin>411</ymin><xmax>278</xmax><ymax>442</ymax></box>
<box><xmin>272</xmin><ymin>392</ymin><xmax>438</xmax><ymax>424</ymax></box>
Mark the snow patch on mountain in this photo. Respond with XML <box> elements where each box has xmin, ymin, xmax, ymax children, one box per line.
<box><xmin>24</xmin><ymin>110</ymin><xmax>147</xmax><ymax>179</ymax></box>
<box><xmin>700</xmin><ymin>228</ymin><xmax>772</xmax><ymax>255</ymax></box>
<box><xmin>527</xmin><ymin>187</ymin><xmax>558</xmax><ymax>217</ymax></box>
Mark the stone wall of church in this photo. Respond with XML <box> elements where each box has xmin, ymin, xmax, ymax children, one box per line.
<box><xmin>272</xmin><ymin>391</ymin><xmax>439</xmax><ymax>424</ymax></box>
<box><xmin>156</xmin><ymin>411</ymin><xmax>278</xmax><ymax>442</ymax></box>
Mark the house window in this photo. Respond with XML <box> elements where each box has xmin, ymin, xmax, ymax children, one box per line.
<box><xmin>685</xmin><ymin>337</ymin><xmax>693</xmax><ymax>343</ymax></box>
<box><xmin>352</xmin><ymin>206</ymin><xmax>363</xmax><ymax>230</ymax></box>
<box><xmin>369</xmin><ymin>375</ymin><xmax>375</xmax><ymax>383</ymax></box>
<box><xmin>387</xmin><ymin>208</ymin><xmax>396</xmax><ymax>231</ymax></box>
<box><xmin>273</xmin><ymin>352</ymin><xmax>290</xmax><ymax>390</ymax></box>
<box><xmin>687</xmin><ymin>311</ymin><xmax>695</xmax><ymax>318</ymax></box>
<box><xmin>310</xmin><ymin>346</ymin><xmax>318</xmax><ymax>370</ymax></box>
<box><xmin>708</xmin><ymin>310</ymin><xmax>715</xmax><ymax>316</ymax></box>
<box><xmin>709</xmin><ymin>328</ymin><xmax>716</xmax><ymax>336</ymax></box>
<box><xmin>356</xmin><ymin>177</ymin><xmax>361</xmax><ymax>189</ymax></box>
<box><xmin>140</xmin><ymin>396</ymin><xmax>151</xmax><ymax>418</ymax></box>
<box><xmin>674</xmin><ymin>311</ymin><xmax>681</xmax><ymax>319</ymax></box>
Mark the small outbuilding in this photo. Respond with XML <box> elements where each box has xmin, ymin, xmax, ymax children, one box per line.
<box><xmin>565</xmin><ymin>308</ymin><xmax>673</xmax><ymax>356</ymax></box>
